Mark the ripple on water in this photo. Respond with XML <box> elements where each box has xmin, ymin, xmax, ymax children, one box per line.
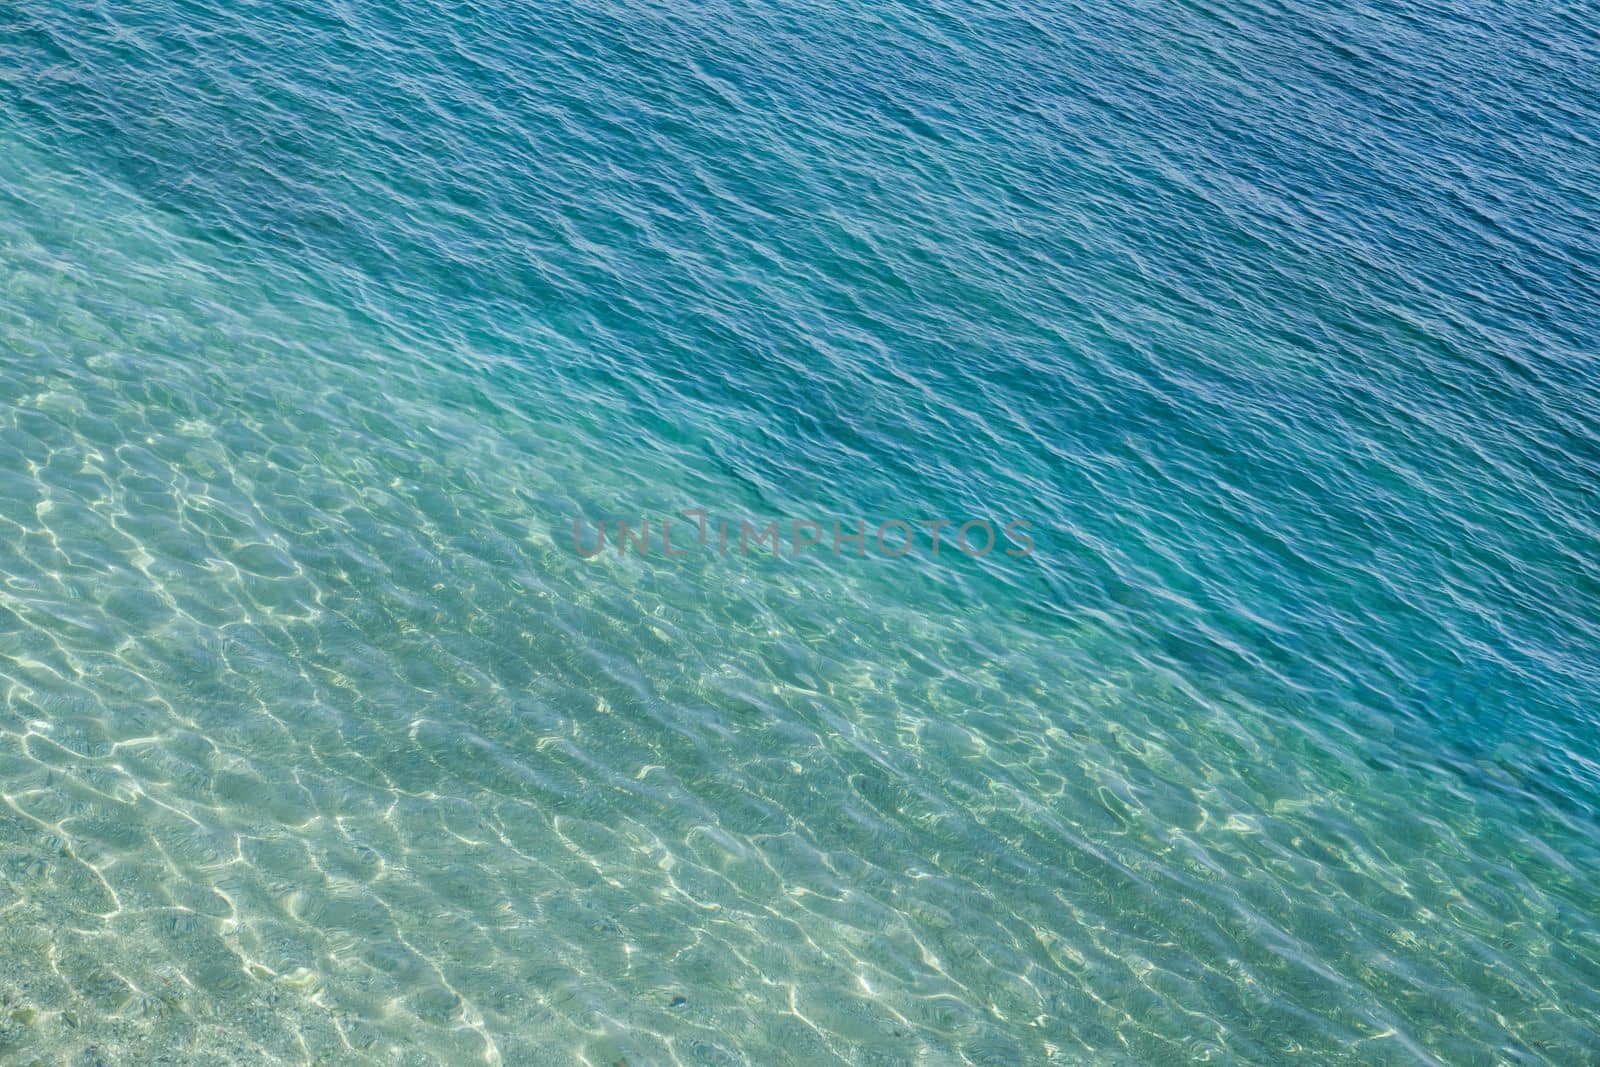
<box><xmin>1</xmin><ymin>0</ymin><xmax>1600</xmax><ymax>1061</ymax></box>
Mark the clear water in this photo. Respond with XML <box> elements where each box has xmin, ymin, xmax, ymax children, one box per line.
<box><xmin>1</xmin><ymin>0</ymin><xmax>1598</xmax><ymax>1062</ymax></box>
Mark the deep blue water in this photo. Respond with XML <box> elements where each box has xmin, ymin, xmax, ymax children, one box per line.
<box><xmin>0</xmin><ymin>0</ymin><xmax>1597</xmax><ymax>1062</ymax></box>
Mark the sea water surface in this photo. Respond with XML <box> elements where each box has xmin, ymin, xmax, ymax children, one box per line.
<box><xmin>1</xmin><ymin>0</ymin><xmax>1598</xmax><ymax>1062</ymax></box>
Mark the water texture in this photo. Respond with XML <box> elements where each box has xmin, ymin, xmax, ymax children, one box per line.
<box><xmin>0</xmin><ymin>0</ymin><xmax>1597</xmax><ymax>1062</ymax></box>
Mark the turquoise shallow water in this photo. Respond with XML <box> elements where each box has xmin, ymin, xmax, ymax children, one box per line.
<box><xmin>1</xmin><ymin>0</ymin><xmax>1599</xmax><ymax>1062</ymax></box>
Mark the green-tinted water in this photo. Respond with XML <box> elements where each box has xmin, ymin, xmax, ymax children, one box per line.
<box><xmin>2</xmin><ymin>0</ymin><xmax>1599</xmax><ymax>1062</ymax></box>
